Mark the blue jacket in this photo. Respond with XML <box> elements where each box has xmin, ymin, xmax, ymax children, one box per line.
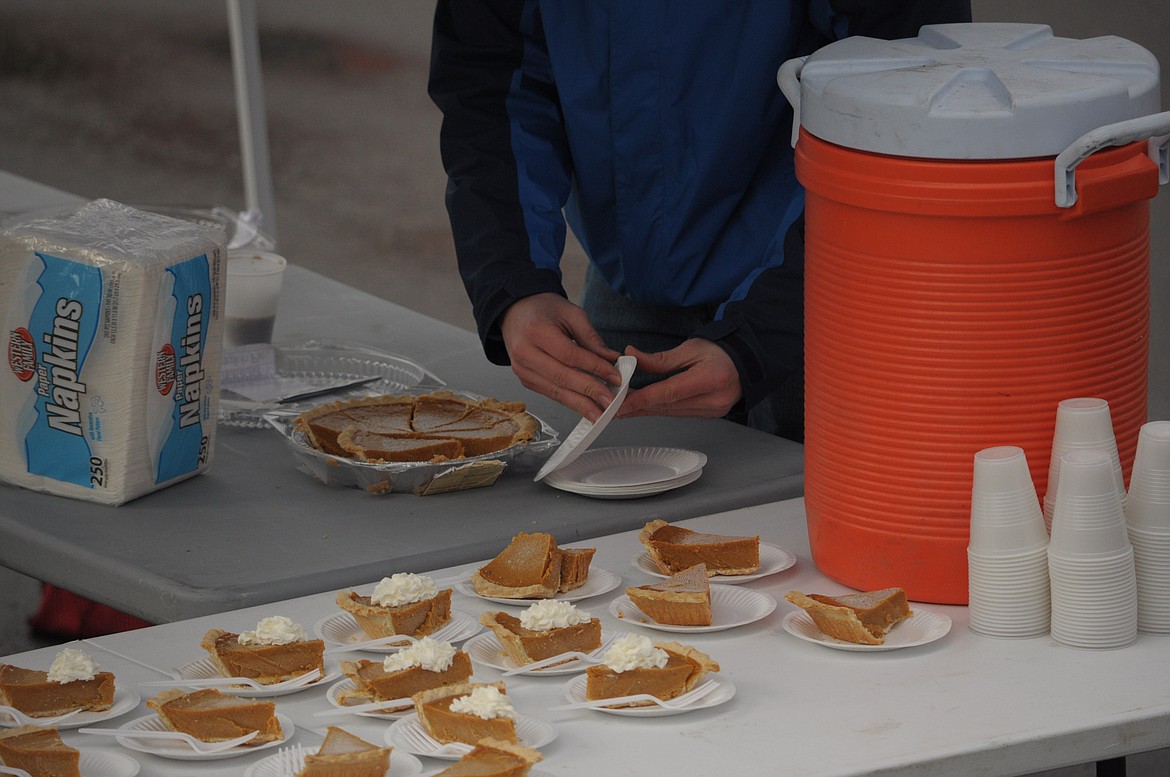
<box><xmin>429</xmin><ymin>0</ymin><xmax>971</xmax><ymax>411</ymax></box>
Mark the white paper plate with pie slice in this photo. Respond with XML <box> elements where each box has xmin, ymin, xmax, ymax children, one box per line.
<box><xmin>456</xmin><ymin>566</ymin><xmax>621</xmax><ymax>605</ymax></box>
<box><xmin>0</xmin><ymin>684</ymin><xmax>141</xmax><ymax>730</ymax></box>
<box><xmin>314</xmin><ymin>610</ymin><xmax>482</xmax><ymax>653</ymax></box>
<box><xmin>781</xmin><ymin>607</ymin><xmax>953</xmax><ymax>652</ymax></box>
<box><xmin>110</xmin><ymin>713</ymin><xmax>294</xmax><ymax>761</ymax></box>
<box><xmin>245</xmin><ymin>742</ymin><xmax>422</xmax><ymax>777</ymax></box>
<box><xmin>559</xmin><ymin>674</ymin><xmax>736</xmax><ymax>717</ymax></box>
<box><xmin>76</xmin><ymin>750</ymin><xmax>141</xmax><ymax>777</ymax></box>
<box><xmin>633</xmin><ymin>540</ymin><xmax>798</xmax><ymax>584</ymax></box>
<box><xmin>385</xmin><ymin>713</ymin><xmax>556</xmax><ymax>760</ymax></box>
<box><xmin>171</xmin><ymin>658</ymin><xmax>339</xmax><ymax>697</ymax></box>
<box><xmin>463</xmin><ymin>630</ymin><xmax>617</xmax><ymax>676</ymax></box>
<box><xmin>610</xmin><ymin>585</ymin><xmax>777</xmax><ymax>633</ymax></box>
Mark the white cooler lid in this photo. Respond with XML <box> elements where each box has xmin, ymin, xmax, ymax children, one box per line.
<box><xmin>787</xmin><ymin>23</ymin><xmax>1161</xmax><ymax>159</ymax></box>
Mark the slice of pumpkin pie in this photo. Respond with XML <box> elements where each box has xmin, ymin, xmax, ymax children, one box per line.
<box><xmin>146</xmin><ymin>688</ymin><xmax>282</xmax><ymax>746</ymax></box>
<box><xmin>0</xmin><ymin>725</ymin><xmax>80</xmax><ymax>777</ymax></box>
<box><xmin>626</xmin><ymin>563</ymin><xmax>712</xmax><ymax>626</ymax></box>
<box><xmin>639</xmin><ymin>519</ymin><xmax>760</xmax><ymax>576</ymax></box>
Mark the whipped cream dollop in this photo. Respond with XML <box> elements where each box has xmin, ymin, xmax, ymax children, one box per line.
<box><xmin>383</xmin><ymin>637</ymin><xmax>456</xmax><ymax>673</ymax></box>
<box><xmin>47</xmin><ymin>648</ymin><xmax>100</xmax><ymax>683</ymax></box>
<box><xmin>449</xmin><ymin>685</ymin><xmax>516</xmax><ymax>720</ymax></box>
<box><xmin>370</xmin><ymin>573</ymin><xmax>438</xmax><ymax>607</ymax></box>
<box><xmin>519</xmin><ymin>599</ymin><xmax>591</xmax><ymax>631</ymax></box>
<box><xmin>601</xmin><ymin>634</ymin><xmax>668</xmax><ymax>673</ymax></box>
<box><xmin>238</xmin><ymin>615</ymin><xmax>307</xmax><ymax>645</ymax></box>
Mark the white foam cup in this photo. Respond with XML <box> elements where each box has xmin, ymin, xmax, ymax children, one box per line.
<box><xmin>1047</xmin><ymin>449</ymin><xmax>1131</xmax><ymax>559</ymax></box>
<box><xmin>224</xmin><ymin>249</ymin><xmax>287</xmax><ymax>347</ymax></box>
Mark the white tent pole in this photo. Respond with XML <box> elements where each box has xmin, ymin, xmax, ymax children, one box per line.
<box><xmin>226</xmin><ymin>0</ymin><xmax>277</xmax><ymax>243</ymax></box>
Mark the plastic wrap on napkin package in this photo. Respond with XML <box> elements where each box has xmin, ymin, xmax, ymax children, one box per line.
<box><xmin>0</xmin><ymin>199</ymin><xmax>226</xmax><ymax>504</ymax></box>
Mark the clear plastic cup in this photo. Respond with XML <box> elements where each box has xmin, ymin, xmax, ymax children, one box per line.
<box><xmin>1125</xmin><ymin>421</ymin><xmax>1170</xmax><ymax>532</ymax></box>
<box><xmin>1043</xmin><ymin>398</ymin><xmax>1125</xmax><ymax>530</ymax></box>
<box><xmin>1047</xmin><ymin>449</ymin><xmax>1131</xmax><ymax>558</ymax></box>
<box><xmin>224</xmin><ymin>249</ymin><xmax>287</xmax><ymax>348</ymax></box>
<box><xmin>969</xmin><ymin>446</ymin><xmax>1048</xmax><ymax>555</ymax></box>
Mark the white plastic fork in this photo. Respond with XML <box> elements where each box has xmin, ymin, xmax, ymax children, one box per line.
<box><xmin>550</xmin><ymin>679</ymin><xmax>720</xmax><ymax>711</ymax></box>
<box><xmin>323</xmin><ymin>635</ymin><xmax>416</xmax><ymax>655</ymax></box>
<box><xmin>0</xmin><ymin>765</ymin><xmax>34</xmax><ymax>777</ymax></box>
<box><xmin>313</xmin><ymin>696</ymin><xmax>412</xmax><ymax>717</ymax></box>
<box><xmin>502</xmin><ymin>634</ymin><xmax>619</xmax><ymax>676</ymax></box>
<box><xmin>139</xmin><ymin>668</ymin><xmax>322</xmax><ymax>691</ymax></box>
<box><xmin>271</xmin><ymin>743</ymin><xmax>309</xmax><ymax>772</ymax></box>
<box><xmin>79</xmin><ymin>726</ymin><xmax>259</xmax><ymax>753</ymax></box>
<box><xmin>0</xmin><ymin>704</ymin><xmax>85</xmax><ymax>727</ymax></box>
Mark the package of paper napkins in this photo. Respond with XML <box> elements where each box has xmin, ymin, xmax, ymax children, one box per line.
<box><xmin>0</xmin><ymin>199</ymin><xmax>226</xmax><ymax>505</ymax></box>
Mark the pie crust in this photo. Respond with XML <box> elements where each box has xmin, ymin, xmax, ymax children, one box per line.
<box><xmin>471</xmin><ymin>532</ymin><xmax>594</xmax><ymax>599</ymax></box>
<box><xmin>585</xmin><ymin>642</ymin><xmax>718</xmax><ymax>708</ymax></box>
<box><xmin>479</xmin><ymin>611</ymin><xmax>602</xmax><ymax>666</ymax></box>
<box><xmin>200</xmin><ymin>629</ymin><xmax>325</xmax><ymax>685</ymax></box>
<box><xmin>639</xmin><ymin>519</ymin><xmax>760</xmax><ymax>576</ymax></box>
<box><xmin>296</xmin><ymin>391</ymin><xmax>540</xmax><ymax>463</ymax></box>
<box><xmin>784</xmin><ymin>588</ymin><xmax>913</xmax><ymax>645</ymax></box>
<box><xmin>296</xmin><ymin>726</ymin><xmax>390</xmax><ymax>777</ymax></box>
<box><xmin>337</xmin><ymin>651</ymin><xmax>474</xmax><ymax>711</ymax></box>
<box><xmin>145</xmin><ymin>688</ymin><xmax>283</xmax><ymax>745</ymax></box>
<box><xmin>412</xmin><ymin>681</ymin><xmax>517</xmax><ymax>745</ymax></box>
<box><xmin>0</xmin><ymin>725</ymin><xmax>80</xmax><ymax>777</ymax></box>
<box><xmin>434</xmin><ymin>737</ymin><xmax>543</xmax><ymax>777</ymax></box>
<box><xmin>0</xmin><ymin>663</ymin><xmax>115</xmax><ymax>718</ymax></box>
<box><xmin>625</xmin><ymin>563</ymin><xmax>712</xmax><ymax>626</ymax></box>
<box><xmin>336</xmin><ymin>587</ymin><xmax>453</xmax><ymax>639</ymax></box>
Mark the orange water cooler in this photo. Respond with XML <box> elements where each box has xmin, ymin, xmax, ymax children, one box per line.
<box><xmin>778</xmin><ymin>23</ymin><xmax>1170</xmax><ymax>603</ymax></box>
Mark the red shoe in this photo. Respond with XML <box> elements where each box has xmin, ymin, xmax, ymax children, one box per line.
<box><xmin>30</xmin><ymin>585</ymin><xmax>152</xmax><ymax>638</ymax></box>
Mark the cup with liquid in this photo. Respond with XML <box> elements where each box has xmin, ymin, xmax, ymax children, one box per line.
<box><xmin>224</xmin><ymin>249</ymin><xmax>287</xmax><ymax>348</ymax></box>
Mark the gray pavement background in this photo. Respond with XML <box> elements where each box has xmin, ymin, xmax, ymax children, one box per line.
<box><xmin>1</xmin><ymin>4</ymin><xmax>1169</xmax><ymax>773</ymax></box>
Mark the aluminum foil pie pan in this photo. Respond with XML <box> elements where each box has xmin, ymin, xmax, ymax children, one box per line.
<box><xmin>263</xmin><ymin>389</ymin><xmax>560</xmax><ymax>495</ymax></box>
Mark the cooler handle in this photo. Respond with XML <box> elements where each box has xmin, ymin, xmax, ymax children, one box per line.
<box><xmin>1055</xmin><ymin>111</ymin><xmax>1170</xmax><ymax>208</ymax></box>
<box><xmin>777</xmin><ymin>56</ymin><xmax>809</xmax><ymax>149</ymax></box>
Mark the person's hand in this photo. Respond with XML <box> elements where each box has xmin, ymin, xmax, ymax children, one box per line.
<box><xmin>500</xmin><ymin>293</ymin><xmax>622</xmax><ymax>421</ymax></box>
<box><xmin>616</xmin><ymin>339</ymin><xmax>742</xmax><ymax>419</ymax></box>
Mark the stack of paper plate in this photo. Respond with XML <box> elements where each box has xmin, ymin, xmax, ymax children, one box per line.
<box><xmin>535</xmin><ymin>356</ymin><xmax>707</xmax><ymax>499</ymax></box>
<box><xmin>542</xmin><ymin>446</ymin><xmax>706</xmax><ymax>499</ymax></box>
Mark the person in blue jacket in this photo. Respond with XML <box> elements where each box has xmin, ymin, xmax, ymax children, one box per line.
<box><xmin>428</xmin><ymin>1</ymin><xmax>971</xmax><ymax>441</ymax></box>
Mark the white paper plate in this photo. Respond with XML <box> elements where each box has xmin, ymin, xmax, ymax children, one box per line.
<box><xmin>245</xmin><ymin>743</ymin><xmax>422</xmax><ymax>777</ymax></box>
<box><xmin>781</xmin><ymin>608</ymin><xmax>953</xmax><ymax>651</ymax></box>
<box><xmin>559</xmin><ymin>674</ymin><xmax>736</xmax><ymax>717</ymax></box>
<box><xmin>456</xmin><ymin>567</ymin><xmax>621</xmax><ymax>605</ymax></box>
<box><xmin>385</xmin><ymin>713</ymin><xmax>556</xmax><ymax>760</ymax></box>
<box><xmin>546</xmin><ymin>467</ymin><xmax>704</xmax><ymax>499</ymax></box>
<box><xmin>0</xmin><ymin>685</ymin><xmax>140</xmax><ymax>730</ymax></box>
<box><xmin>610</xmin><ymin>585</ymin><xmax>777</xmax><ymax>633</ymax></box>
<box><xmin>633</xmin><ymin>540</ymin><xmax>798</xmax><ymax>584</ymax></box>
<box><xmin>172</xmin><ymin>658</ymin><xmax>339</xmax><ymax>697</ymax></box>
<box><xmin>464</xmin><ymin>630</ymin><xmax>616</xmax><ymax>676</ymax></box>
<box><xmin>543</xmin><ymin>446</ymin><xmax>707</xmax><ymax>489</ymax></box>
<box><xmin>78</xmin><ymin>750</ymin><xmax>141</xmax><ymax>777</ymax></box>
<box><xmin>111</xmin><ymin>713</ymin><xmax>294</xmax><ymax>761</ymax></box>
<box><xmin>324</xmin><ymin>677</ymin><xmax>414</xmax><ymax>719</ymax></box>
<box><xmin>314</xmin><ymin>610</ymin><xmax>482</xmax><ymax>653</ymax></box>
<box><xmin>534</xmin><ymin>355</ymin><xmax>636</xmax><ymax>481</ymax></box>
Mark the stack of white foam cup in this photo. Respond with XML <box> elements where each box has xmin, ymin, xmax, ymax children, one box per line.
<box><xmin>967</xmin><ymin>446</ymin><xmax>1051</xmax><ymax>637</ymax></box>
<box><xmin>1047</xmin><ymin>448</ymin><xmax>1138</xmax><ymax>649</ymax></box>
<box><xmin>1125</xmin><ymin>420</ymin><xmax>1170</xmax><ymax>634</ymax></box>
<box><xmin>1042</xmin><ymin>398</ymin><xmax>1126</xmax><ymax>533</ymax></box>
